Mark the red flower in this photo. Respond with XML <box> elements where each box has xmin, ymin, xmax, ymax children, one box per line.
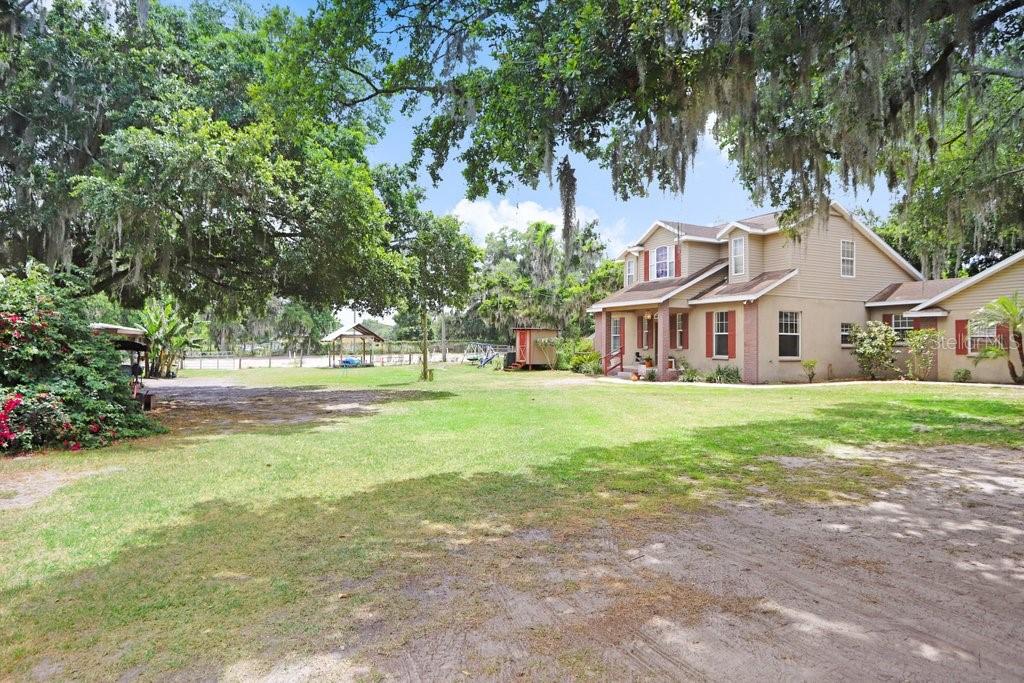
<box><xmin>69</xmin><ymin>442</ymin><xmax>82</xmax><ymax>452</ymax></box>
<box><xmin>89</xmin><ymin>423</ymin><xmax>100</xmax><ymax>434</ymax></box>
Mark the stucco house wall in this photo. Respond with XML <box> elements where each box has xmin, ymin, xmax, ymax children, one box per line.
<box><xmin>933</xmin><ymin>264</ymin><xmax>1024</xmax><ymax>383</ymax></box>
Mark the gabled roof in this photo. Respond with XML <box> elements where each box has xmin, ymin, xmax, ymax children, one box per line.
<box><xmin>714</xmin><ymin>212</ymin><xmax>782</xmax><ymax>239</ymax></box>
<box><xmin>866</xmin><ymin>279</ymin><xmax>967</xmax><ymax>307</ymax></box>
<box><xmin>909</xmin><ymin>249</ymin><xmax>1024</xmax><ymax>312</ymax></box>
<box><xmin>688</xmin><ymin>269</ymin><xmax>799</xmax><ymax>305</ymax></box>
<box><xmin>587</xmin><ymin>259</ymin><xmax>727</xmax><ymax>311</ymax></box>
<box><xmin>612</xmin><ymin>202</ymin><xmax>922</xmax><ymax>281</ymax></box>
<box><xmin>616</xmin><ymin>220</ymin><xmax>721</xmax><ymax>259</ymax></box>
<box><xmin>321</xmin><ymin>323</ymin><xmax>385</xmax><ymax>343</ymax></box>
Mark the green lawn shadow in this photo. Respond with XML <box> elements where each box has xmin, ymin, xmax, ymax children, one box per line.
<box><xmin>2</xmin><ymin>396</ymin><xmax>1022</xmax><ymax>678</ymax></box>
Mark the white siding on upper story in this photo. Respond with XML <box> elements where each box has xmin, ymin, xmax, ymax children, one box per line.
<box><xmin>687</xmin><ymin>242</ymin><xmax>721</xmax><ymax>275</ymax></box>
<box><xmin>720</xmin><ymin>229</ymin><xmax>765</xmax><ymax>284</ymax></box>
<box><xmin>764</xmin><ymin>209</ymin><xmax>917</xmax><ymax>301</ymax></box>
<box><xmin>940</xmin><ymin>261</ymin><xmax>1024</xmax><ymax>312</ymax></box>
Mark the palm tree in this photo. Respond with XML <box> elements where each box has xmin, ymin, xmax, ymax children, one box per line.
<box><xmin>971</xmin><ymin>294</ymin><xmax>1024</xmax><ymax>384</ymax></box>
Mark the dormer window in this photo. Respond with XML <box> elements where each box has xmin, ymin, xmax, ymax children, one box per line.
<box><xmin>625</xmin><ymin>258</ymin><xmax>636</xmax><ymax>286</ymax></box>
<box><xmin>730</xmin><ymin>236</ymin><xmax>746</xmax><ymax>276</ymax></box>
<box><xmin>654</xmin><ymin>245</ymin><xmax>673</xmax><ymax>279</ymax></box>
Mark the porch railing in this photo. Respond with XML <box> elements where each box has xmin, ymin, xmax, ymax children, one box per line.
<box><xmin>602</xmin><ymin>347</ymin><xmax>624</xmax><ymax>375</ymax></box>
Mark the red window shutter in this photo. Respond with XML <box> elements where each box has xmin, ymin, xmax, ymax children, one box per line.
<box><xmin>955</xmin><ymin>319</ymin><xmax>968</xmax><ymax>355</ymax></box>
<box><xmin>912</xmin><ymin>318</ymin><xmax>922</xmax><ymax>330</ymax></box>
<box><xmin>643</xmin><ymin>250</ymin><xmax>650</xmax><ymax>282</ymax></box>
<box><xmin>682</xmin><ymin>314</ymin><xmax>689</xmax><ymax>349</ymax></box>
<box><xmin>669</xmin><ymin>314</ymin><xmax>677</xmax><ymax>349</ymax></box>
<box><xmin>727</xmin><ymin>310</ymin><xmax>737</xmax><ymax>358</ymax></box>
<box><xmin>705</xmin><ymin>311</ymin><xmax>713</xmax><ymax>358</ymax></box>
<box><xmin>882</xmin><ymin>313</ymin><xmax>893</xmax><ymax>326</ymax></box>
<box><xmin>674</xmin><ymin>245</ymin><xmax>682</xmax><ymax>277</ymax></box>
<box><xmin>636</xmin><ymin>317</ymin><xmax>643</xmax><ymax>349</ymax></box>
<box><xmin>997</xmin><ymin>324</ymin><xmax>1010</xmax><ymax>351</ymax></box>
<box><xmin>619</xmin><ymin>318</ymin><xmax>626</xmax><ymax>350</ymax></box>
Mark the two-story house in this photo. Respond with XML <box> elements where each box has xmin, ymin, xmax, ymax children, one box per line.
<box><xmin>589</xmin><ymin>201</ymin><xmax>1024</xmax><ymax>383</ymax></box>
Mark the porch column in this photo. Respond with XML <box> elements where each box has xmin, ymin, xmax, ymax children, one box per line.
<box><xmin>743</xmin><ymin>302</ymin><xmax>758</xmax><ymax>383</ymax></box>
<box><xmin>657</xmin><ymin>301</ymin><xmax>671</xmax><ymax>381</ymax></box>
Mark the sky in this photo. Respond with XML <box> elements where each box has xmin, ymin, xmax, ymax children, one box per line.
<box><xmin>231</xmin><ymin>0</ymin><xmax>899</xmax><ymax>259</ymax></box>
<box><xmin>238</xmin><ymin>0</ymin><xmax>899</xmax><ymax>324</ymax></box>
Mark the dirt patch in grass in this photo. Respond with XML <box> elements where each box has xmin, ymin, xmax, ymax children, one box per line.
<box><xmin>342</xmin><ymin>445</ymin><xmax>1024</xmax><ymax>680</ymax></box>
<box><xmin>0</xmin><ymin>467</ymin><xmax>123</xmax><ymax>511</ymax></box>
<box><xmin>147</xmin><ymin>377</ymin><xmax>453</xmax><ymax>434</ymax></box>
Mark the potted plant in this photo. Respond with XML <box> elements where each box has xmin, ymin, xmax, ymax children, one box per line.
<box><xmin>643</xmin><ymin>355</ymin><xmax>654</xmax><ymax>368</ymax></box>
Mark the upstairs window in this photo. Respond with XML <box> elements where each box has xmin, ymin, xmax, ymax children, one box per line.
<box><xmin>730</xmin><ymin>236</ymin><xmax>746</xmax><ymax>276</ymax></box>
<box><xmin>714</xmin><ymin>311</ymin><xmax>729</xmax><ymax>357</ymax></box>
<box><xmin>611</xmin><ymin>318</ymin><xmax>622</xmax><ymax>352</ymax></box>
<box><xmin>625</xmin><ymin>259</ymin><xmax>635</xmax><ymax>286</ymax></box>
<box><xmin>778</xmin><ymin>311</ymin><xmax>801</xmax><ymax>358</ymax></box>
<box><xmin>892</xmin><ymin>313</ymin><xmax>913</xmax><ymax>342</ymax></box>
<box><xmin>654</xmin><ymin>245</ymin><xmax>672</xmax><ymax>279</ymax></box>
<box><xmin>841</xmin><ymin>239</ymin><xmax>855</xmax><ymax>278</ymax></box>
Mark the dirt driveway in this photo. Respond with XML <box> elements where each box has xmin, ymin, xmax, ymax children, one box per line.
<box><xmin>208</xmin><ymin>443</ymin><xmax>1024</xmax><ymax>680</ymax></box>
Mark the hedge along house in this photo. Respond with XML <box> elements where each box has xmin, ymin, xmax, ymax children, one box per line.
<box><xmin>589</xmin><ymin>201</ymin><xmax>1024</xmax><ymax>384</ymax></box>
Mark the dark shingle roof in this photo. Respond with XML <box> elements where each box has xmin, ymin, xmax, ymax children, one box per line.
<box><xmin>867</xmin><ymin>279</ymin><xmax>967</xmax><ymax>305</ymax></box>
<box><xmin>689</xmin><ymin>269</ymin><xmax>797</xmax><ymax>303</ymax></box>
<box><xmin>591</xmin><ymin>259</ymin><xmax>727</xmax><ymax>308</ymax></box>
<box><xmin>657</xmin><ymin>221</ymin><xmax>722</xmax><ymax>240</ymax></box>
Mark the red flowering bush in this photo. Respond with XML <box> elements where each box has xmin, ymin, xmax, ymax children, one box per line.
<box><xmin>0</xmin><ymin>263</ymin><xmax>160</xmax><ymax>455</ymax></box>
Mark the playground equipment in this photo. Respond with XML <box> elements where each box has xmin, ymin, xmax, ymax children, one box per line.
<box><xmin>463</xmin><ymin>342</ymin><xmax>512</xmax><ymax>368</ymax></box>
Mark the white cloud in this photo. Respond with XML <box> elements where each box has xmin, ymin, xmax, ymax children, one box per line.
<box><xmin>451</xmin><ymin>198</ymin><xmax>600</xmax><ymax>245</ymax></box>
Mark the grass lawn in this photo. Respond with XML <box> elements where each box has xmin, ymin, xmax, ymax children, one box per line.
<box><xmin>1</xmin><ymin>366</ymin><xmax>1022</xmax><ymax>679</ymax></box>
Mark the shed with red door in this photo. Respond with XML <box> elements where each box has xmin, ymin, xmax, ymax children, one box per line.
<box><xmin>510</xmin><ymin>327</ymin><xmax>558</xmax><ymax>370</ymax></box>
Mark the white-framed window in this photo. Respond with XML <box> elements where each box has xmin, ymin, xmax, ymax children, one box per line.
<box><xmin>675</xmin><ymin>312</ymin><xmax>685</xmax><ymax>348</ymax></box>
<box><xmin>778</xmin><ymin>311</ymin><xmax>801</xmax><ymax>358</ymax></box>
<box><xmin>840</xmin><ymin>239</ymin><xmax>855</xmax><ymax>278</ymax></box>
<box><xmin>642</xmin><ymin>317</ymin><xmax>650</xmax><ymax>348</ymax></box>
<box><xmin>730</xmin><ymin>236</ymin><xmax>746</xmax><ymax>276</ymax></box>
<box><xmin>625</xmin><ymin>259</ymin><xmax>635</xmax><ymax>286</ymax></box>
<box><xmin>840</xmin><ymin>322</ymin><xmax>853</xmax><ymax>346</ymax></box>
<box><xmin>968</xmin><ymin>321</ymin><xmax>998</xmax><ymax>354</ymax></box>
<box><xmin>654</xmin><ymin>245</ymin><xmax>673</xmax><ymax>279</ymax></box>
<box><xmin>891</xmin><ymin>313</ymin><xmax>913</xmax><ymax>342</ymax></box>
<box><xmin>714</xmin><ymin>311</ymin><xmax>729</xmax><ymax>357</ymax></box>
<box><xmin>611</xmin><ymin>318</ymin><xmax>622</xmax><ymax>352</ymax></box>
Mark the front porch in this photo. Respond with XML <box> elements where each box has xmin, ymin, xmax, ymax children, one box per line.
<box><xmin>593</xmin><ymin>303</ymin><xmax>689</xmax><ymax>381</ymax></box>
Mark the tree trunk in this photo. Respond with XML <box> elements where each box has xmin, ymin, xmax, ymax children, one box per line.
<box><xmin>440</xmin><ymin>312</ymin><xmax>447</xmax><ymax>363</ymax></box>
<box><xmin>419</xmin><ymin>310</ymin><xmax>429</xmax><ymax>381</ymax></box>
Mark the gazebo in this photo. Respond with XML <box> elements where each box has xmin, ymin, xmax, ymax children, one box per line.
<box><xmin>321</xmin><ymin>323</ymin><xmax>385</xmax><ymax>367</ymax></box>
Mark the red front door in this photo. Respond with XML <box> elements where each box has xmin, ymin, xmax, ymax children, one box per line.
<box><xmin>517</xmin><ymin>330</ymin><xmax>529</xmax><ymax>363</ymax></box>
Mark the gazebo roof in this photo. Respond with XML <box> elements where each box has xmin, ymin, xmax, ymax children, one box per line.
<box><xmin>89</xmin><ymin>323</ymin><xmax>147</xmax><ymax>339</ymax></box>
<box><xmin>321</xmin><ymin>323</ymin><xmax>385</xmax><ymax>343</ymax></box>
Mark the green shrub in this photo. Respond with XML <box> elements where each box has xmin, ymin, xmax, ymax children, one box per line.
<box><xmin>676</xmin><ymin>358</ymin><xmax>702</xmax><ymax>382</ymax></box>
<box><xmin>555</xmin><ymin>337</ymin><xmax>601</xmax><ymax>374</ymax></box>
<box><xmin>706</xmin><ymin>365</ymin><xmax>742</xmax><ymax>383</ymax></box>
<box><xmin>0</xmin><ymin>263</ymin><xmax>160</xmax><ymax>454</ymax></box>
<box><xmin>849</xmin><ymin>321</ymin><xmax>898</xmax><ymax>379</ymax></box>
<box><xmin>644</xmin><ymin>368</ymin><xmax>657</xmax><ymax>382</ymax></box>
<box><xmin>953</xmin><ymin>368</ymin><xmax>972</xmax><ymax>383</ymax></box>
<box><xmin>801</xmin><ymin>359</ymin><xmax>818</xmax><ymax>383</ymax></box>
<box><xmin>905</xmin><ymin>328</ymin><xmax>939</xmax><ymax>380</ymax></box>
